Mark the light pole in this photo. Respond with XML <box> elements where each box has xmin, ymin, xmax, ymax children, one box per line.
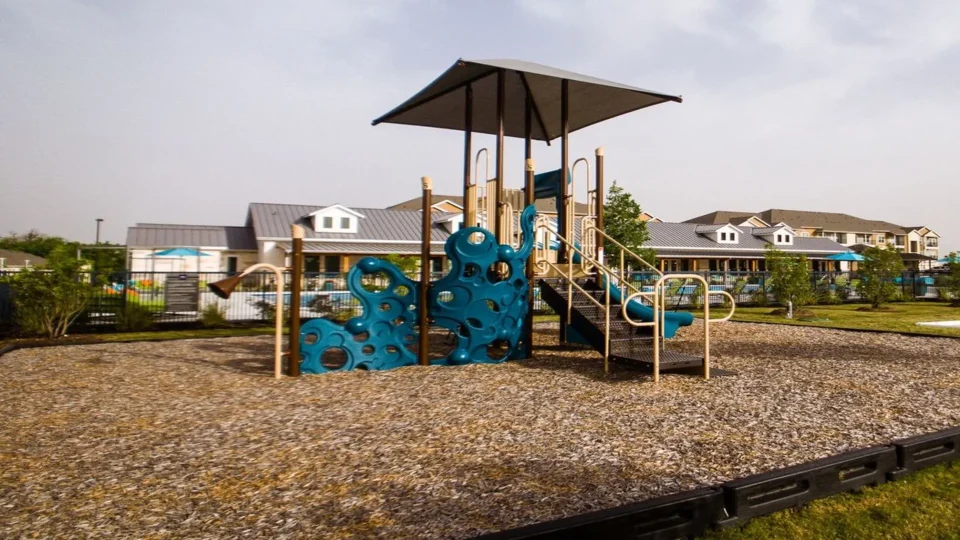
<box><xmin>95</xmin><ymin>218</ymin><xmax>104</xmax><ymax>244</ymax></box>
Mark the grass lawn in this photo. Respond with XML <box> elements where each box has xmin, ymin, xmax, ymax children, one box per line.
<box><xmin>695</xmin><ymin>302</ymin><xmax>960</xmax><ymax>337</ymax></box>
<box><xmin>701</xmin><ymin>462</ymin><xmax>960</xmax><ymax>540</ymax></box>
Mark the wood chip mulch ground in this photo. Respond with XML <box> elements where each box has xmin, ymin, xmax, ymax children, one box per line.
<box><xmin>1</xmin><ymin>322</ymin><xmax>958</xmax><ymax>539</ymax></box>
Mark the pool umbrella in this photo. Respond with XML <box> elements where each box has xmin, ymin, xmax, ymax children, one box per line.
<box><xmin>825</xmin><ymin>252</ymin><xmax>865</xmax><ymax>262</ymax></box>
<box><xmin>154</xmin><ymin>248</ymin><xmax>210</xmax><ymax>257</ymax></box>
<box><xmin>939</xmin><ymin>255</ymin><xmax>959</xmax><ymax>263</ymax></box>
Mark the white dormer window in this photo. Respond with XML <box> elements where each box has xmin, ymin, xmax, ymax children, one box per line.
<box><xmin>308</xmin><ymin>204</ymin><xmax>365</xmax><ymax>233</ymax></box>
<box><xmin>752</xmin><ymin>223</ymin><xmax>795</xmax><ymax>246</ymax></box>
<box><xmin>696</xmin><ymin>223</ymin><xmax>741</xmax><ymax>244</ymax></box>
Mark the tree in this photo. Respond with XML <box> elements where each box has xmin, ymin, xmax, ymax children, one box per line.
<box><xmin>6</xmin><ymin>246</ymin><xmax>95</xmax><ymax>337</ymax></box>
<box><xmin>857</xmin><ymin>245</ymin><xmax>905</xmax><ymax>309</ymax></box>
<box><xmin>765</xmin><ymin>246</ymin><xmax>814</xmax><ymax>312</ymax></box>
<box><xmin>0</xmin><ymin>230</ymin><xmax>75</xmax><ymax>259</ymax></box>
<box><xmin>381</xmin><ymin>254</ymin><xmax>419</xmax><ymax>275</ymax></box>
<box><xmin>602</xmin><ymin>181</ymin><xmax>655</xmax><ymax>267</ymax></box>
<box><xmin>944</xmin><ymin>252</ymin><xmax>960</xmax><ymax>306</ymax></box>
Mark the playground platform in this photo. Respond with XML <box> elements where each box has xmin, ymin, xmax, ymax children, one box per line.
<box><xmin>2</xmin><ymin>323</ymin><xmax>958</xmax><ymax>538</ymax></box>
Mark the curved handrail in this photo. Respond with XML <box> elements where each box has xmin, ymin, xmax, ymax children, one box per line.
<box><xmin>585</xmin><ymin>224</ymin><xmax>662</xmax><ymax>277</ymax></box>
<box><xmin>474</xmin><ymin>148</ymin><xmax>489</xmax><ymax>187</ymax></box>
<box><xmin>707</xmin><ymin>290</ymin><xmax>736</xmax><ymax>322</ymax></box>
<box><xmin>622</xmin><ymin>290</ymin><xmax>658</xmax><ymax>326</ymax></box>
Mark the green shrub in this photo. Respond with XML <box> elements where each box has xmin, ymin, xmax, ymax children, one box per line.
<box><xmin>751</xmin><ymin>288</ymin><xmax>769</xmax><ymax>307</ymax></box>
<box><xmin>115</xmin><ymin>304</ymin><xmax>155</xmax><ymax>332</ymax></box>
<box><xmin>7</xmin><ymin>247</ymin><xmax>95</xmax><ymax>337</ymax></box>
<box><xmin>857</xmin><ymin>246</ymin><xmax>905</xmax><ymax>309</ymax></box>
<box><xmin>201</xmin><ymin>302</ymin><xmax>227</xmax><ymax>327</ymax></box>
<box><xmin>253</xmin><ymin>299</ymin><xmax>290</xmax><ymax>324</ymax></box>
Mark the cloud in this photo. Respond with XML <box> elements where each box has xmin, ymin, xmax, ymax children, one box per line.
<box><xmin>1</xmin><ymin>0</ymin><xmax>958</xmax><ymax>253</ymax></box>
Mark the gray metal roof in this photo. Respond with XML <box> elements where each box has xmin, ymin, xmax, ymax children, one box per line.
<box><xmin>653</xmin><ymin>249</ymin><xmax>841</xmax><ymax>260</ymax></box>
<box><xmin>275</xmin><ymin>242</ymin><xmax>442</xmax><ymax>255</ymax></box>
<box><xmin>693</xmin><ymin>224</ymin><xmax>728</xmax><ymax>233</ymax></box>
<box><xmin>749</xmin><ymin>226</ymin><xmax>788</xmax><ymax>235</ymax></box>
<box><xmin>247</xmin><ymin>203</ymin><xmax>452</xmax><ymax>242</ymax></box>
<box><xmin>126</xmin><ymin>224</ymin><xmax>257</xmax><ymax>250</ymax></box>
<box><xmin>0</xmin><ymin>249</ymin><xmax>47</xmax><ymax>267</ymax></box>
<box><xmin>373</xmin><ymin>58</ymin><xmax>682</xmax><ymax>141</ymax></box>
<box><xmin>646</xmin><ymin>222</ymin><xmax>848</xmax><ymax>253</ymax></box>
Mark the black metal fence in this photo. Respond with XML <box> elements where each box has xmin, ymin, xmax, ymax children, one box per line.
<box><xmin>0</xmin><ymin>269</ymin><xmax>949</xmax><ymax>335</ymax></box>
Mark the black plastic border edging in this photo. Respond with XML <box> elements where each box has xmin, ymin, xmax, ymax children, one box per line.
<box><xmin>473</xmin><ymin>426</ymin><xmax>960</xmax><ymax>539</ymax></box>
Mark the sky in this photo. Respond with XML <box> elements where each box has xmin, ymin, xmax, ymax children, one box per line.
<box><xmin>1</xmin><ymin>0</ymin><xmax>958</xmax><ymax>252</ymax></box>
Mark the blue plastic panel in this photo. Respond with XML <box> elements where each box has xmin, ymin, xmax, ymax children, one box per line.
<box><xmin>299</xmin><ymin>257</ymin><xmax>419</xmax><ymax>373</ymax></box>
<box><xmin>428</xmin><ymin>205</ymin><xmax>536</xmax><ymax>364</ymax></box>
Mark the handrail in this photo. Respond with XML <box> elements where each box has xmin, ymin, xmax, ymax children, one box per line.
<box><xmin>535</xmin><ymin>222</ymin><xmax>627</xmax><ymax>373</ymax></box>
<box><xmin>708</xmin><ymin>290</ymin><xmax>736</xmax><ymax>322</ymax></box>
<box><xmin>500</xmin><ymin>201</ymin><xmax>516</xmax><ymax>248</ymax></box>
<box><xmin>585</xmin><ymin>224</ymin><xmax>662</xmax><ymax>312</ymax></box>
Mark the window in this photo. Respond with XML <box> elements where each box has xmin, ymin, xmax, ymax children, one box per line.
<box><xmin>340</xmin><ymin>217</ymin><xmax>350</xmax><ymax>229</ymax></box>
<box><xmin>322</xmin><ymin>216</ymin><xmax>333</xmax><ymax>229</ymax></box>
<box><xmin>720</xmin><ymin>232</ymin><xmax>727</xmax><ymax>241</ymax></box>
<box><xmin>878</xmin><ymin>236</ymin><xmax>885</xmax><ymax>244</ymax></box>
<box><xmin>895</xmin><ymin>235</ymin><xmax>906</xmax><ymax>245</ymax></box>
<box><xmin>323</xmin><ymin>255</ymin><xmax>341</xmax><ymax>273</ymax></box>
<box><xmin>226</xmin><ymin>257</ymin><xmax>238</xmax><ymax>275</ymax></box>
<box><xmin>927</xmin><ymin>238</ymin><xmax>939</xmax><ymax>247</ymax></box>
<box><xmin>776</xmin><ymin>234</ymin><xmax>782</xmax><ymax>243</ymax></box>
<box><xmin>836</xmin><ymin>233</ymin><xmax>847</xmax><ymax>244</ymax></box>
<box><xmin>855</xmin><ymin>234</ymin><xmax>872</xmax><ymax>244</ymax></box>
<box><xmin>730</xmin><ymin>233</ymin><xmax>736</xmax><ymax>241</ymax></box>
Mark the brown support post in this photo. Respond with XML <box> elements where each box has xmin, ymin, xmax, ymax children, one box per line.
<box><xmin>289</xmin><ymin>224</ymin><xmax>304</xmax><ymax>377</ymax></box>
<box><xmin>494</xmin><ymin>69</ymin><xmax>505</xmax><ymax>244</ymax></box>
<box><xmin>595</xmin><ymin>147</ymin><xmax>605</xmax><ymax>263</ymax></box>
<box><xmin>558</xmin><ymin>79</ymin><xmax>569</xmax><ymax>343</ymax></box>
<box><xmin>463</xmin><ymin>84</ymin><xmax>475</xmax><ymax>228</ymax></box>
<box><xmin>419</xmin><ymin>177</ymin><xmax>432</xmax><ymax>366</ymax></box>
<box><xmin>524</xmin><ymin>94</ymin><xmax>535</xmax><ymax>359</ymax></box>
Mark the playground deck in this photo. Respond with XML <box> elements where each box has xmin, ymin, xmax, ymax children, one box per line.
<box><xmin>2</xmin><ymin>324</ymin><xmax>959</xmax><ymax>538</ymax></box>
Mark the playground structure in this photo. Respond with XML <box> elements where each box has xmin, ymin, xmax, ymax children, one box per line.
<box><xmin>210</xmin><ymin>58</ymin><xmax>735</xmax><ymax>381</ymax></box>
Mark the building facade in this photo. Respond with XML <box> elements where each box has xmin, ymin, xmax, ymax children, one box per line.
<box><xmin>685</xmin><ymin>209</ymin><xmax>941</xmax><ymax>269</ymax></box>
<box><xmin>126</xmin><ymin>203</ymin><xmax>457</xmax><ymax>275</ymax></box>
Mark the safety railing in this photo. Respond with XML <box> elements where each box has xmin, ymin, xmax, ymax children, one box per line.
<box><xmin>535</xmin><ymin>222</ymin><xmax>662</xmax><ymax>374</ymax></box>
<box><xmin>624</xmin><ymin>274</ymin><xmax>735</xmax><ymax>383</ymax></box>
<box><xmin>585</xmin><ymin>224</ymin><xmax>663</xmax><ymax>308</ymax></box>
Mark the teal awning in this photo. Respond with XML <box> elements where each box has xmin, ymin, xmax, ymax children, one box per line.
<box><xmin>154</xmin><ymin>248</ymin><xmax>211</xmax><ymax>257</ymax></box>
<box><xmin>825</xmin><ymin>252</ymin><xmax>865</xmax><ymax>262</ymax></box>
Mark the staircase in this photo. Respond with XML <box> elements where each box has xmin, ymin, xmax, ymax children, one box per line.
<box><xmin>539</xmin><ymin>276</ymin><xmax>705</xmax><ymax>373</ymax></box>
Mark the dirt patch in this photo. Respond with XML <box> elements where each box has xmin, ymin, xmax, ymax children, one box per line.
<box><xmin>768</xmin><ymin>308</ymin><xmax>817</xmax><ymax>318</ymax></box>
<box><xmin>855</xmin><ymin>306</ymin><xmax>897</xmax><ymax>312</ymax></box>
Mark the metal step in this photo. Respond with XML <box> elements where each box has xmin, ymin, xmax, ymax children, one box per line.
<box><xmin>612</xmin><ymin>349</ymin><xmax>704</xmax><ymax>370</ymax></box>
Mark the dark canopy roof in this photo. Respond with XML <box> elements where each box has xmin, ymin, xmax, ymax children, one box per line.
<box><xmin>372</xmin><ymin>58</ymin><xmax>682</xmax><ymax>142</ymax></box>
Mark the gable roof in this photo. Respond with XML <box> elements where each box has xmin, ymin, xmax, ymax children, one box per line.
<box><xmin>647</xmin><ymin>223</ymin><xmax>847</xmax><ymax>255</ymax></box>
<box><xmin>307</xmin><ymin>204</ymin><xmax>366</xmax><ymax>218</ymax></box>
<box><xmin>758</xmin><ymin>209</ymin><xmax>905</xmax><ymax>233</ymax></box>
<box><xmin>684</xmin><ymin>208</ymin><xmax>920</xmax><ymax>235</ymax></box>
<box><xmin>750</xmin><ymin>224</ymin><xmax>794</xmax><ymax>236</ymax></box>
<box><xmin>694</xmin><ymin>223</ymin><xmax>741</xmax><ymax>234</ymax></box>
<box><xmin>126</xmin><ymin>224</ymin><xmax>257</xmax><ymax>250</ymax></box>
<box><xmin>387</xmin><ymin>193</ymin><xmax>591</xmax><ymax>214</ymax></box>
<box><xmin>247</xmin><ymin>203</ymin><xmax>451</xmax><ymax>242</ymax></box>
<box><xmin>0</xmin><ymin>249</ymin><xmax>47</xmax><ymax>267</ymax></box>
<box><xmin>684</xmin><ymin>211</ymin><xmax>759</xmax><ymax>225</ymax></box>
